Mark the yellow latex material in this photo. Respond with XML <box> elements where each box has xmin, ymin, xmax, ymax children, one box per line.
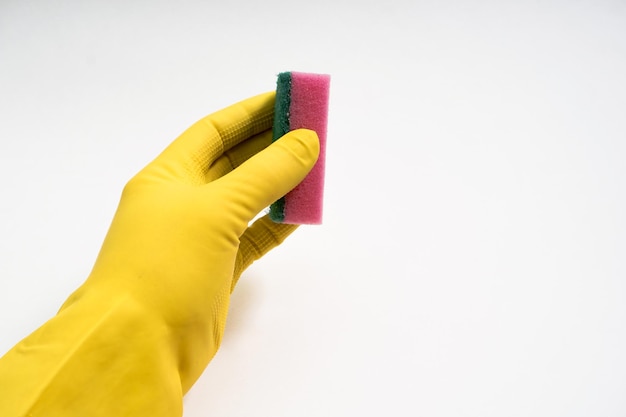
<box><xmin>0</xmin><ymin>92</ymin><xmax>320</xmax><ymax>416</ymax></box>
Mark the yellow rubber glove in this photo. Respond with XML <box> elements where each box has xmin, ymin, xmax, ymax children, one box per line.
<box><xmin>0</xmin><ymin>92</ymin><xmax>320</xmax><ymax>417</ymax></box>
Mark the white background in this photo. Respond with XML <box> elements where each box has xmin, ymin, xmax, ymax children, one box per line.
<box><xmin>1</xmin><ymin>1</ymin><xmax>626</xmax><ymax>415</ymax></box>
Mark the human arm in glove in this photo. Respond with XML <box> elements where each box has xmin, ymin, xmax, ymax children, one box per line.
<box><xmin>0</xmin><ymin>92</ymin><xmax>319</xmax><ymax>416</ymax></box>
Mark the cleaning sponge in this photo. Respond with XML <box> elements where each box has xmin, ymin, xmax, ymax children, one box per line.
<box><xmin>269</xmin><ymin>71</ymin><xmax>331</xmax><ymax>224</ymax></box>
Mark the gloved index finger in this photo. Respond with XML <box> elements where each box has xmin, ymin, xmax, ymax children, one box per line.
<box><xmin>153</xmin><ymin>92</ymin><xmax>275</xmax><ymax>182</ymax></box>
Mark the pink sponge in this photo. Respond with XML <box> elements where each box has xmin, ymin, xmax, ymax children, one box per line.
<box><xmin>269</xmin><ymin>71</ymin><xmax>330</xmax><ymax>225</ymax></box>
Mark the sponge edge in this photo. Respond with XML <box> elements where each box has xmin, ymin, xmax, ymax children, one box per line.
<box><xmin>269</xmin><ymin>71</ymin><xmax>330</xmax><ymax>225</ymax></box>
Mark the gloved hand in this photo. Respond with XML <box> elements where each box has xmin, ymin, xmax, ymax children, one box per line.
<box><xmin>0</xmin><ymin>92</ymin><xmax>320</xmax><ymax>417</ymax></box>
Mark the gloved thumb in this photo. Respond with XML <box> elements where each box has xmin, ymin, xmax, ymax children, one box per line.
<box><xmin>220</xmin><ymin>128</ymin><xmax>320</xmax><ymax>222</ymax></box>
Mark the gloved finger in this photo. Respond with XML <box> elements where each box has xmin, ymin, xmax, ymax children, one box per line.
<box><xmin>219</xmin><ymin>129</ymin><xmax>320</xmax><ymax>222</ymax></box>
<box><xmin>231</xmin><ymin>215</ymin><xmax>299</xmax><ymax>291</ymax></box>
<box><xmin>205</xmin><ymin>130</ymin><xmax>272</xmax><ymax>182</ymax></box>
<box><xmin>151</xmin><ymin>92</ymin><xmax>274</xmax><ymax>182</ymax></box>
